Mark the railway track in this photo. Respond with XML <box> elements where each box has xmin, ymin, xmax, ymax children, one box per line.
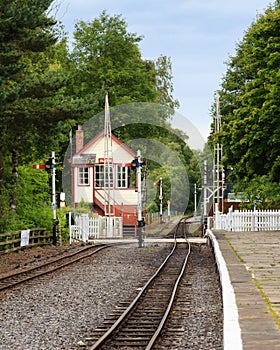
<box><xmin>0</xmin><ymin>244</ymin><xmax>109</xmax><ymax>292</ymax></box>
<box><xmin>84</xmin><ymin>217</ymin><xmax>191</xmax><ymax>350</ymax></box>
<box><xmin>165</xmin><ymin>216</ymin><xmax>202</xmax><ymax>238</ymax></box>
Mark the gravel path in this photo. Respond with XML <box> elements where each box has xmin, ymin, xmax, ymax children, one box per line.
<box><xmin>0</xmin><ymin>242</ymin><xmax>223</xmax><ymax>350</ymax></box>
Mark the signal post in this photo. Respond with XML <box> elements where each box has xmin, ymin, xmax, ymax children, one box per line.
<box><xmin>33</xmin><ymin>151</ymin><xmax>57</xmax><ymax>245</ymax></box>
<box><xmin>131</xmin><ymin>150</ymin><xmax>145</xmax><ymax>248</ymax></box>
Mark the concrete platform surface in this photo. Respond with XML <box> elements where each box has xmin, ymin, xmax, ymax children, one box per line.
<box><xmin>215</xmin><ymin>230</ymin><xmax>280</xmax><ymax>350</ymax></box>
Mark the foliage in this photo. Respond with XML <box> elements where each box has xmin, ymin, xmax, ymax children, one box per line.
<box><xmin>0</xmin><ymin>0</ymin><xmax>69</xmax><ymax>213</ymax></box>
<box><xmin>0</xmin><ymin>0</ymin><xmax>57</xmax><ymax>105</ymax></box>
<box><xmin>214</xmin><ymin>2</ymin><xmax>280</xmax><ymax>181</ymax></box>
<box><xmin>0</xmin><ymin>4</ymin><xmax>195</xmax><ymax>230</ymax></box>
<box><xmin>234</xmin><ymin>175</ymin><xmax>280</xmax><ymax>210</ymax></box>
<box><xmin>209</xmin><ymin>1</ymin><xmax>280</xmax><ymax>208</ymax></box>
<box><xmin>136</xmin><ymin>132</ymin><xmax>199</xmax><ymax>214</ymax></box>
<box><xmin>70</xmin><ymin>11</ymin><xmax>178</xmax><ymax>117</ymax></box>
<box><xmin>0</xmin><ymin>164</ymin><xmax>52</xmax><ymax>233</ymax></box>
<box><xmin>56</xmin><ymin>207</ymin><xmax>70</xmax><ymax>243</ymax></box>
<box><xmin>74</xmin><ymin>199</ymin><xmax>93</xmax><ymax>214</ymax></box>
<box><xmin>146</xmin><ymin>201</ymin><xmax>158</xmax><ymax>213</ymax></box>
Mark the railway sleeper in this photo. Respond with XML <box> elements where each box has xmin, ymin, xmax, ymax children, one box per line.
<box><xmin>102</xmin><ymin>320</ymin><xmax>117</xmax><ymax>325</ymax></box>
<box><xmin>115</xmin><ymin>336</ymin><xmax>152</xmax><ymax>340</ymax></box>
<box><xmin>120</xmin><ymin>328</ymin><xmax>156</xmax><ymax>333</ymax></box>
<box><xmin>123</xmin><ymin>321</ymin><xmax>159</xmax><ymax>327</ymax></box>
<box><xmin>110</xmin><ymin>342</ymin><xmax>151</xmax><ymax>348</ymax></box>
<box><xmin>144</xmin><ymin>296</ymin><xmax>171</xmax><ymax>301</ymax></box>
<box><xmin>162</xmin><ymin>327</ymin><xmax>185</xmax><ymax>333</ymax></box>
<box><xmin>111</xmin><ymin>338</ymin><xmax>151</xmax><ymax>344</ymax></box>
<box><xmin>134</xmin><ymin>308</ymin><xmax>168</xmax><ymax>313</ymax></box>
<box><xmin>123</xmin><ymin>319</ymin><xmax>158</xmax><ymax>325</ymax></box>
<box><xmin>124</xmin><ymin>320</ymin><xmax>159</xmax><ymax>326</ymax></box>
<box><xmin>134</xmin><ymin>305</ymin><xmax>168</xmax><ymax>309</ymax></box>
<box><xmin>129</xmin><ymin>313</ymin><xmax>164</xmax><ymax>319</ymax></box>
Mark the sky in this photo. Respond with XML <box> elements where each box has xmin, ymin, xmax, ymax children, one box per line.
<box><xmin>52</xmin><ymin>0</ymin><xmax>271</xmax><ymax>145</ymax></box>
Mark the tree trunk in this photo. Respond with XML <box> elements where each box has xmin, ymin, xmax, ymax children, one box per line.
<box><xmin>10</xmin><ymin>136</ymin><xmax>20</xmax><ymax>212</ymax></box>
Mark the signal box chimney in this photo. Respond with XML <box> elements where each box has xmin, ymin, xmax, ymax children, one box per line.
<box><xmin>76</xmin><ymin>125</ymin><xmax>84</xmax><ymax>153</ymax></box>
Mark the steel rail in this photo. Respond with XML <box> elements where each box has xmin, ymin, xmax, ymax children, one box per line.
<box><xmin>1</xmin><ymin>245</ymin><xmax>100</xmax><ymax>279</ymax></box>
<box><xmin>146</xmin><ymin>218</ymin><xmax>191</xmax><ymax>349</ymax></box>
<box><xmin>0</xmin><ymin>244</ymin><xmax>109</xmax><ymax>292</ymax></box>
<box><xmin>89</xmin><ymin>217</ymin><xmax>190</xmax><ymax>350</ymax></box>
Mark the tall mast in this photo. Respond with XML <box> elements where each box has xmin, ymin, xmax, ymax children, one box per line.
<box><xmin>104</xmin><ymin>92</ymin><xmax>114</xmax><ymax>217</ymax></box>
<box><xmin>213</xmin><ymin>91</ymin><xmax>224</xmax><ymax>213</ymax></box>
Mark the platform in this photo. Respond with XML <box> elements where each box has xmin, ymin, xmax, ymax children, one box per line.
<box><xmin>212</xmin><ymin>230</ymin><xmax>280</xmax><ymax>350</ymax></box>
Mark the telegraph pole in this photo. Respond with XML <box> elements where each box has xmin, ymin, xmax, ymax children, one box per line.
<box><xmin>51</xmin><ymin>151</ymin><xmax>57</xmax><ymax>245</ymax></box>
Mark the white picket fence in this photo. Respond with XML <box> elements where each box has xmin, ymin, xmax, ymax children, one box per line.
<box><xmin>215</xmin><ymin>206</ymin><xmax>280</xmax><ymax>231</ymax></box>
<box><xmin>69</xmin><ymin>213</ymin><xmax>123</xmax><ymax>243</ymax></box>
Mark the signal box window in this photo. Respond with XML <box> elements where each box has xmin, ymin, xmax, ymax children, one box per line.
<box><xmin>95</xmin><ymin>164</ymin><xmax>113</xmax><ymax>188</ymax></box>
<box><xmin>117</xmin><ymin>166</ymin><xmax>128</xmax><ymax>188</ymax></box>
<box><xmin>78</xmin><ymin>167</ymin><xmax>89</xmax><ymax>185</ymax></box>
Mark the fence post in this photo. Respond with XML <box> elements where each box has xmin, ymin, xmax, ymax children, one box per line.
<box><xmin>213</xmin><ymin>208</ymin><xmax>280</xmax><ymax>232</ymax></box>
<box><xmin>81</xmin><ymin>214</ymin><xmax>89</xmax><ymax>242</ymax></box>
<box><xmin>69</xmin><ymin>212</ymin><xmax>72</xmax><ymax>244</ymax></box>
<box><xmin>252</xmin><ymin>209</ymin><xmax>256</xmax><ymax>231</ymax></box>
<box><xmin>214</xmin><ymin>205</ymin><xmax>221</xmax><ymax>230</ymax></box>
<box><xmin>228</xmin><ymin>206</ymin><xmax>233</xmax><ymax>231</ymax></box>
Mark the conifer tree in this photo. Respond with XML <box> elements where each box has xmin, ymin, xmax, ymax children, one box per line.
<box><xmin>0</xmin><ymin>0</ymin><xmax>60</xmax><ymax>212</ymax></box>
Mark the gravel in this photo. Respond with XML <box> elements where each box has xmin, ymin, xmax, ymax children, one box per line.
<box><xmin>154</xmin><ymin>244</ymin><xmax>223</xmax><ymax>349</ymax></box>
<box><xmin>0</xmin><ymin>242</ymin><xmax>223</xmax><ymax>350</ymax></box>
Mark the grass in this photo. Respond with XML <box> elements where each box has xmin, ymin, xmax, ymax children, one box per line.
<box><xmin>225</xmin><ymin>237</ymin><xmax>246</xmax><ymax>263</ymax></box>
<box><xmin>253</xmin><ymin>277</ymin><xmax>280</xmax><ymax>331</ymax></box>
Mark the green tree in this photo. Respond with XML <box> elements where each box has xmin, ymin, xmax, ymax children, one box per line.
<box><xmin>0</xmin><ymin>0</ymin><xmax>69</xmax><ymax>213</ymax></box>
<box><xmin>215</xmin><ymin>2</ymin><xmax>280</xmax><ymax>183</ymax></box>
<box><xmin>70</xmin><ymin>11</ymin><xmax>178</xmax><ymax>118</ymax></box>
<box><xmin>0</xmin><ymin>6</ymin><xmax>188</xmax><ymax>229</ymax></box>
<box><xmin>0</xmin><ymin>163</ymin><xmax>52</xmax><ymax>233</ymax></box>
<box><xmin>155</xmin><ymin>55</ymin><xmax>179</xmax><ymax>112</ymax></box>
<box><xmin>234</xmin><ymin>175</ymin><xmax>280</xmax><ymax>210</ymax></box>
<box><xmin>124</xmin><ymin>126</ymin><xmax>199</xmax><ymax>214</ymax></box>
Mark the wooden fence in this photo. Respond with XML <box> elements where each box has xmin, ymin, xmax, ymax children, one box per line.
<box><xmin>0</xmin><ymin>228</ymin><xmax>51</xmax><ymax>253</ymax></box>
<box><xmin>215</xmin><ymin>206</ymin><xmax>280</xmax><ymax>231</ymax></box>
